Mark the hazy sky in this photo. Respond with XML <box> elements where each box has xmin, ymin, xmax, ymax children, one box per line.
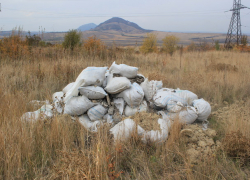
<box><xmin>1</xmin><ymin>0</ymin><xmax>250</xmax><ymax>33</ymax></box>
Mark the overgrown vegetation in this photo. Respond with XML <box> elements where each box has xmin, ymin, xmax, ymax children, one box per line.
<box><xmin>0</xmin><ymin>30</ymin><xmax>250</xmax><ymax>179</ymax></box>
<box><xmin>162</xmin><ymin>35</ymin><xmax>179</xmax><ymax>56</ymax></box>
<box><xmin>62</xmin><ymin>29</ymin><xmax>82</xmax><ymax>51</ymax></box>
<box><xmin>140</xmin><ymin>33</ymin><xmax>158</xmax><ymax>53</ymax></box>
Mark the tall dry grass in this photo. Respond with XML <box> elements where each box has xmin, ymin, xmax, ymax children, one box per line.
<box><xmin>0</xmin><ymin>46</ymin><xmax>250</xmax><ymax>179</ymax></box>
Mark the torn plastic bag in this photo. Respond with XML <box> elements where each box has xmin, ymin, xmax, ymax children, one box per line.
<box><xmin>153</xmin><ymin>90</ymin><xmax>188</xmax><ymax>108</ymax></box>
<box><xmin>110</xmin><ymin>119</ymin><xmax>145</xmax><ymax>142</ymax></box>
<box><xmin>117</xmin><ymin>82</ymin><xmax>144</xmax><ymax>108</ymax></box>
<box><xmin>166</xmin><ymin>101</ymin><xmax>184</xmax><ymax>113</ymax></box>
<box><xmin>78</xmin><ymin>115</ymin><xmax>102</xmax><ymax>132</ymax></box>
<box><xmin>141</xmin><ymin>112</ymin><xmax>172</xmax><ymax>143</ymax></box>
<box><xmin>109</xmin><ymin>61</ymin><xmax>138</xmax><ymax>78</ymax></box>
<box><xmin>113</xmin><ymin>98</ymin><xmax>125</xmax><ymax>115</ymax></box>
<box><xmin>140</xmin><ymin>78</ymin><xmax>163</xmax><ymax>101</ymax></box>
<box><xmin>21</xmin><ymin>104</ymin><xmax>53</xmax><ymax>122</ymax></box>
<box><xmin>78</xmin><ymin>86</ymin><xmax>107</xmax><ymax>100</ymax></box>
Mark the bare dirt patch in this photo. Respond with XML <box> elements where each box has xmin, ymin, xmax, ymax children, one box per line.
<box><xmin>180</xmin><ymin>124</ymin><xmax>221</xmax><ymax>163</ymax></box>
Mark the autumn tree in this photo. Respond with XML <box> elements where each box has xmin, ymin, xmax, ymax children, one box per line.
<box><xmin>140</xmin><ymin>33</ymin><xmax>158</xmax><ymax>53</ymax></box>
<box><xmin>162</xmin><ymin>35</ymin><xmax>179</xmax><ymax>56</ymax></box>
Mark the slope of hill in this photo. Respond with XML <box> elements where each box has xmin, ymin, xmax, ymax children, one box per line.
<box><xmin>77</xmin><ymin>23</ymin><xmax>97</xmax><ymax>31</ymax></box>
<box><xmin>93</xmin><ymin>17</ymin><xmax>152</xmax><ymax>34</ymax></box>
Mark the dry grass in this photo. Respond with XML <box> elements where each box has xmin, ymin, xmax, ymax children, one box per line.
<box><xmin>0</xmin><ymin>46</ymin><xmax>250</xmax><ymax>179</ymax></box>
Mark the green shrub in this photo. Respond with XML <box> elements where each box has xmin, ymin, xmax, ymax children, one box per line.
<box><xmin>62</xmin><ymin>29</ymin><xmax>81</xmax><ymax>51</ymax></box>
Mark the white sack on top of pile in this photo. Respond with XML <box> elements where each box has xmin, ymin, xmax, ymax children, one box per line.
<box><xmin>109</xmin><ymin>61</ymin><xmax>138</xmax><ymax>78</ymax></box>
<box><xmin>153</xmin><ymin>89</ymin><xmax>188</xmax><ymax>108</ymax></box>
<box><xmin>124</xmin><ymin>100</ymin><xmax>148</xmax><ymax>117</ymax></box>
<box><xmin>110</xmin><ymin>119</ymin><xmax>145</xmax><ymax>142</ymax></box>
<box><xmin>102</xmin><ymin>70</ymin><xmax>110</xmax><ymax>88</ymax></box>
<box><xmin>64</xmin><ymin>67</ymin><xmax>108</xmax><ymax>102</ymax></box>
<box><xmin>175</xmin><ymin>89</ymin><xmax>198</xmax><ymax>106</ymax></box>
<box><xmin>165</xmin><ymin>106</ymin><xmax>198</xmax><ymax>124</ymax></box>
<box><xmin>117</xmin><ymin>82</ymin><xmax>144</xmax><ymax>108</ymax></box>
<box><xmin>64</xmin><ymin>96</ymin><xmax>95</xmax><ymax>116</ymax></box>
<box><xmin>62</xmin><ymin>82</ymin><xmax>75</xmax><ymax>94</ymax></box>
<box><xmin>140</xmin><ymin>78</ymin><xmax>163</xmax><ymax>101</ymax></box>
<box><xmin>87</xmin><ymin>104</ymin><xmax>108</xmax><ymax>121</ymax></box>
<box><xmin>113</xmin><ymin>98</ymin><xmax>125</xmax><ymax>115</ymax></box>
<box><xmin>192</xmin><ymin>99</ymin><xmax>211</xmax><ymax>122</ymax></box>
<box><xmin>105</xmin><ymin>77</ymin><xmax>131</xmax><ymax>94</ymax></box>
<box><xmin>21</xmin><ymin>104</ymin><xmax>53</xmax><ymax>122</ymax></box>
<box><xmin>78</xmin><ymin>86</ymin><xmax>107</xmax><ymax>100</ymax></box>
<box><xmin>78</xmin><ymin>115</ymin><xmax>102</xmax><ymax>132</ymax></box>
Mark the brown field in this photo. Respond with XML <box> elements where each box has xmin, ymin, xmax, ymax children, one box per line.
<box><xmin>0</xmin><ymin>44</ymin><xmax>250</xmax><ymax>179</ymax></box>
<box><xmin>40</xmin><ymin>30</ymin><xmax>228</xmax><ymax>46</ymax></box>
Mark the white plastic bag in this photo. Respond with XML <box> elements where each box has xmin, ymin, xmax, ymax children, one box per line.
<box><xmin>102</xmin><ymin>70</ymin><xmax>110</xmax><ymax>88</ymax></box>
<box><xmin>166</xmin><ymin>101</ymin><xmax>184</xmax><ymax>113</ymax></box>
<box><xmin>193</xmin><ymin>99</ymin><xmax>211</xmax><ymax>122</ymax></box>
<box><xmin>105</xmin><ymin>77</ymin><xmax>131</xmax><ymax>94</ymax></box>
<box><xmin>52</xmin><ymin>91</ymin><xmax>64</xmax><ymax>102</ymax></box>
<box><xmin>103</xmin><ymin>114</ymin><xmax>114</xmax><ymax>124</ymax></box>
<box><xmin>109</xmin><ymin>61</ymin><xmax>138</xmax><ymax>78</ymax></box>
<box><xmin>153</xmin><ymin>90</ymin><xmax>187</xmax><ymax>108</ymax></box>
<box><xmin>140</xmin><ymin>78</ymin><xmax>163</xmax><ymax>101</ymax></box>
<box><xmin>110</xmin><ymin>119</ymin><xmax>145</xmax><ymax>142</ymax></box>
<box><xmin>21</xmin><ymin>104</ymin><xmax>53</xmax><ymax>122</ymax></box>
<box><xmin>78</xmin><ymin>86</ymin><xmax>107</xmax><ymax>100</ymax></box>
<box><xmin>141</xmin><ymin>112</ymin><xmax>172</xmax><ymax>143</ymax></box>
<box><xmin>78</xmin><ymin>115</ymin><xmax>102</xmax><ymax>132</ymax></box>
<box><xmin>113</xmin><ymin>98</ymin><xmax>125</xmax><ymax>115</ymax></box>
<box><xmin>179</xmin><ymin>107</ymin><xmax>198</xmax><ymax>124</ymax></box>
<box><xmin>64</xmin><ymin>67</ymin><xmax>107</xmax><ymax>102</ymax></box>
<box><xmin>87</xmin><ymin>104</ymin><xmax>108</xmax><ymax>121</ymax></box>
<box><xmin>124</xmin><ymin>100</ymin><xmax>148</xmax><ymax>117</ymax></box>
<box><xmin>117</xmin><ymin>82</ymin><xmax>144</xmax><ymax>108</ymax></box>
<box><xmin>64</xmin><ymin>96</ymin><xmax>95</xmax><ymax>116</ymax></box>
<box><xmin>62</xmin><ymin>82</ymin><xmax>75</xmax><ymax>94</ymax></box>
<box><xmin>175</xmin><ymin>89</ymin><xmax>198</xmax><ymax>105</ymax></box>
<box><xmin>164</xmin><ymin>106</ymin><xmax>198</xmax><ymax>124</ymax></box>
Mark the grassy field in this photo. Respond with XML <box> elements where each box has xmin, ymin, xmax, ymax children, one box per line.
<box><xmin>0</xmin><ymin>46</ymin><xmax>250</xmax><ymax>179</ymax></box>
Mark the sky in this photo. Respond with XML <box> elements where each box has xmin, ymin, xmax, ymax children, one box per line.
<box><xmin>1</xmin><ymin>0</ymin><xmax>250</xmax><ymax>34</ymax></box>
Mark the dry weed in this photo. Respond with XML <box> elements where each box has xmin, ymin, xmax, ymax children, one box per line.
<box><xmin>223</xmin><ymin>131</ymin><xmax>250</xmax><ymax>166</ymax></box>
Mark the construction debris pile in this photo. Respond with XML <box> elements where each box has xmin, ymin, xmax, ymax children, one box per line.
<box><xmin>22</xmin><ymin>62</ymin><xmax>212</xmax><ymax>143</ymax></box>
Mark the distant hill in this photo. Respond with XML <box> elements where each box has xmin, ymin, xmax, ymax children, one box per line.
<box><xmin>93</xmin><ymin>17</ymin><xmax>152</xmax><ymax>34</ymax></box>
<box><xmin>77</xmin><ymin>23</ymin><xmax>97</xmax><ymax>31</ymax></box>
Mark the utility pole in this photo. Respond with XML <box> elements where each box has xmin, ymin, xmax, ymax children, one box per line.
<box><xmin>224</xmin><ymin>0</ymin><xmax>249</xmax><ymax>49</ymax></box>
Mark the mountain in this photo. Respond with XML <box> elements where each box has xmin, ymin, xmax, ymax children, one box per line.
<box><xmin>77</xmin><ymin>23</ymin><xmax>97</xmax><ymax>31</ymax></box>
<box><xmin>93</xmin><ymin>17</ymin><xmax>152</xmax><ymax>33</ymax></box>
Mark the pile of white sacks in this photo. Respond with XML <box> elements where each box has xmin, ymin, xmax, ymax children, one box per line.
<box><xmin>21</xmin><ymin>62</ymin><xmax>211</xmax><ymax>143</ymax></box>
